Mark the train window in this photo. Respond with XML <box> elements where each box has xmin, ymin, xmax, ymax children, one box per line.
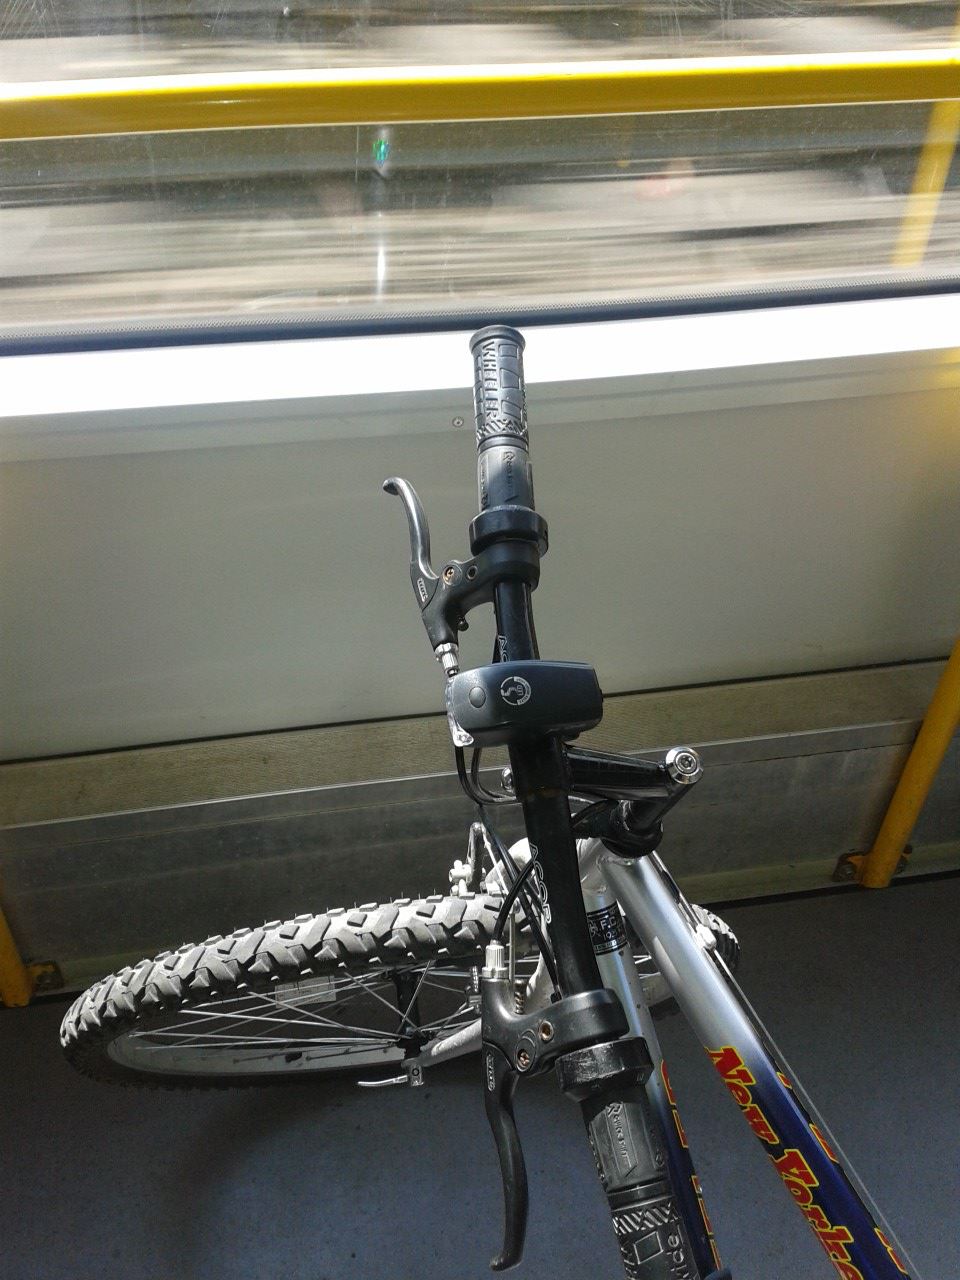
<box><xmin>1</xmin><ymin>3</ymin><xmax>956</xmax><ymax>343</ymax></box>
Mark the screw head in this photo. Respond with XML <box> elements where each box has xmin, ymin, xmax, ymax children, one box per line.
<box><xmin>442</xmin><ymin>566</ymin><xmax>456</xmax><ymax>585</ymax></box>
<box><xmin>665</xmin><ymin>746</ymin><xmax>703</xmax><ymax>785</ymax></box>
<box><xmin>516</xmin><ymin>1048</ymin><xmax>532</xmax><ymax>1070</ymax></box>
<box><xmin>538</xmin><ymin>1020</ymin><xmax>554</xmax><ymax>1042</ymax></box>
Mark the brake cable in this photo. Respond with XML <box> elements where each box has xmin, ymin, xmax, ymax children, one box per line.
<box><xmin>476</xmin><ymin>807</ymin><xmax>559</xmax><ymax>991</ymax></box>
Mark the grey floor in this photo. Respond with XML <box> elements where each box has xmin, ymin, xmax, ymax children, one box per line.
<box><xmin>4</xmin><ymin>876</ymin><xmax>959</xmax><ymax>1280</ymax></box>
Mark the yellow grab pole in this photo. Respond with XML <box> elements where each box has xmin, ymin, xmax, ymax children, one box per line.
<box><xmin>1</xmin><ymin>49</ymin><xmax>960</xmax><ymax>142</ymax></box>
<box><xmin>858</xmin><ymin>638</ymin><xmax>960</xmax><ymax>888</ymax></box>
<box><xmin>892</xmin><ymin>98</ymin><xmax>960</xmax><ymax>266</ymax></box>
<box><xmin>0</xmin><ymin>893</ymin><xmax>34</xmax><ymax>1007</ymax></box>
<box><xmin>892</xmin><ymin>9</ymin><xmax>960</xmax><ymax>267</ymax></box>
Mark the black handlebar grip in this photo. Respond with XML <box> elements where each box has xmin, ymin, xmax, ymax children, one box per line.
<box><xmin>470</xmin><ymin>325</ymin><xmax>528</xmax><ymax>452</ymax></box>
<box><xmin>469</xmin><ymin>327</ymin><xmax>543</xmax><ymax>552</ymax></box>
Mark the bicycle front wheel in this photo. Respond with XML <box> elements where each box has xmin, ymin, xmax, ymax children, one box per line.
<box><xmin>61</xmin><ymin>894</ymin><xmax>508</xmax><ymax>1088</ymax></box>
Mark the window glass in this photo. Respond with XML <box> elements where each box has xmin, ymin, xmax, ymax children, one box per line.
<box><xmin>1</xmin><ymin>4</ymin><xmax>956</xmax><ymax>341</ymax></box>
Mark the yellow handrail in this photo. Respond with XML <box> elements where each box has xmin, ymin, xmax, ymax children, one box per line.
<box><xmin>893</xmin><ymin>98</ymin><xmax>960</xmax><ymax>266</ymax></box>
<box><xmin>0</xmin><ymin>892</ymin><xmax>34</xmax><ymax>1008</ymax></box>
<box><xmin>893</xmin><ymin>11</ymin><xmax>960</xmax><ymax>266</ymax></box>
<box><xmin>2</xmin><ymin>49</ymin><xmax>959</xmax><ymax>141</ymax></box>
<box><xmin>858</xmin><ymin>639</ymin><xmax>960</xmax><ymax>888</ymax></box>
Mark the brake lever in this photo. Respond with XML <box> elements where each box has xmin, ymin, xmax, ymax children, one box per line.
<box><xmin>384</xmin><ymin>475</ymin><xmax>542</xmax><ymax>663</ymax></box>
<box><xmin>480</xmin><ymin>945</ymin><xmax>629</xmax><ymax>1272</ymax></box>
<box><xmin>383</xmin><ymin>477</ymin><xmax>439</xmax><ymax>611</ymax></box>
<box><xmin>482</xmin><ymin>1043</ymin><xmax>528</xmax><ymax>1271</ymax></box>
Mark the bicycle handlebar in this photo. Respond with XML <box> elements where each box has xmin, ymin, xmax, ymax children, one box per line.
<box><xmin>465</xmin><ymin>327</ymin><xmax>600</xmax><ymax>996</ymax></box>
<box><xmin>385</xmin><ymin>327</ymin><xmax>596</xmax><ymax>993</ymax></box>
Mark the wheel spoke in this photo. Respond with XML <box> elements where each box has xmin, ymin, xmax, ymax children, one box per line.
<box><xmin>130</xmin><ymin>1029</ymin><xmax>388</xmax><ymax>1048</ymax></box>
<box><xmin>177</xmin><ymin>998</ymin><xmax>397</xmax><ymax>1041</ymax></box>
<box><xmin>398</xmin><ymin>961</ymin><xmax>434</xmax><ymax>1033</ymax></box>
<box><xmin>341</xmin><ymin>972</ymin><xmax>412</xmax><ymax>1019</ymax></box>
<box><xmin>245</xmin><ymin>988</ymin><xmax>398</xmax><ymax>1040</ymax></box>
<box><xmin>107</xmin><ymin>954</ymin><xmax>492</xmax><ymax>1077</ymax></box>
<box><xmin>416</xmin><ymin>1002</ymin><xmax>475</xmax><ymax>1033</ymax></box>
<box><xmin>418</xmin><ymin>976</ymin><xmax>475</xmax><ymax>995</ymax></box>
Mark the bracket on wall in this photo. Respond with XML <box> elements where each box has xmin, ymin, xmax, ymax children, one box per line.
<box><xmin>0</xmin><ymin>890</ymin><xmax>62</xmax><ymax>1006</ymax></box>
<box><xmin>833</xmin><ymin>846</ymin><xmax>910</xmax><ymax>885</ymax></box>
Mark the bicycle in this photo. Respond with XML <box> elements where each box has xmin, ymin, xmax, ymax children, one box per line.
<box><xmin>61</xmin><ymin>326</ymin><xmax>921</xmax><ymax>1280</ymax></box>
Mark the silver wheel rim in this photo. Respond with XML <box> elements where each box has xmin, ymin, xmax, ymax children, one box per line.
<box><xmin>105</xmin><ymin>959</ymin><xmax>517</xmax><ymax>1078</ymax></box>
<box><xmin>102</xmin><ymin>942</ymin><xmax>695</xmax><ymax>1078</ymax></box>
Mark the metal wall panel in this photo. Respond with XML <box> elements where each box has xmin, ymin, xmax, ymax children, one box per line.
<box><xmin>3</xmin><ymin>713</ymin><xmax>957</xmax><ymax>991</ymax></box>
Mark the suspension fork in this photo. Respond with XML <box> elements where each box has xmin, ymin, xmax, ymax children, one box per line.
<box><xmin>601</xmin><ymin>850</ymin><xmax>922</xmax><ymax>1280</ymax></box>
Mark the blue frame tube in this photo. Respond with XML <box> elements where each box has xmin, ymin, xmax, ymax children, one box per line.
<box><xmin>650</xmin><ymin>1055</ymin><xmax>725</xmax><ymax>1275</ymax></box>
<box><xmin>708</xmin><ymin>1037</ymin><xmax>910</xmax><ymax>1279</ymax></box>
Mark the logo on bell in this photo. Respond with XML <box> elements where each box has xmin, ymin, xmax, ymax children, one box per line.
<box><xmin>500</xmin><ymin>676</ymin><xmax>532</xmax><ymax>706</ymax></box>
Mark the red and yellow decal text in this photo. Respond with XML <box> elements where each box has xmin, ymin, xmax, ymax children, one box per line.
<box><xmin>707</xmin><ymin>1045</ymin><xmax>779</xmax><ymax>1145</ymax></box>
<box><xmin>707</xmin><ymin>1046</ymin><xmax>892</xmax><ymax>1280</ymax></box>
<box><xmin>773</xmin><ymin>1148</ymin><xmax>865</xmax><ymax>1279</ymax></box>
<box><xmin>875</xmin><ymin>1228</ymin><xmax>909</xmax><ymax>1275</ymax></box>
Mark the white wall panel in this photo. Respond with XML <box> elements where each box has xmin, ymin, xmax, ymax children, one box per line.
<box><xmin>3</xmin><ymin>298</ymin><xmax>960</xmax><ymax>758</ymax></box>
